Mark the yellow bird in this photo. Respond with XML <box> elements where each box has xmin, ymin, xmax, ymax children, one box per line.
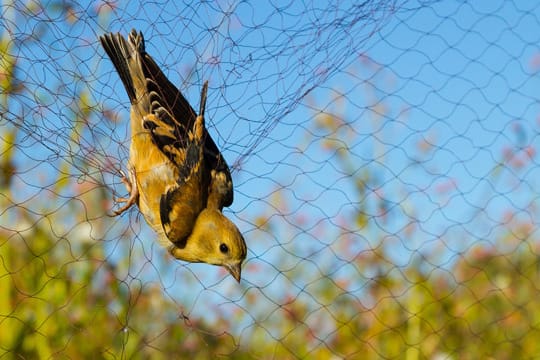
<box><xmin>100</xmin><ymin>29</ymin><xmax>246</xmax><ymax>281</ymax></box>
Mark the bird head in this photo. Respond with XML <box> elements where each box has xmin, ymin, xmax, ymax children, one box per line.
<box><xmin>172</xmin><ymin>208</ymin><xmax>247</xmax><ymax>282</ymax></box>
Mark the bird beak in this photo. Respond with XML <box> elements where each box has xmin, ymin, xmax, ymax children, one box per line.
<box><xmin>226</xmin><ymin>263</ymin><xmax>242</xmax><ymax>282</ymax></box>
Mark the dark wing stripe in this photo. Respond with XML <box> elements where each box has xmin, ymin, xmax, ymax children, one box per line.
<box><xmin>152</xmin><ymin>105</ymin><xmax>180</xmax><ymax>130</ymax></box>
<box><xmin>160</xmin><ymin>188</ymin><xmax>190</xmax><ymax>248</ymax></box>
<box><xmin>159</xmin><ymin>189</ymin><xmax>173</xmax><ymax>228</ymax></box>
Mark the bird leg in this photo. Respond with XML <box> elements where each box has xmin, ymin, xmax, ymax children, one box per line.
<box><xmin>198</xmin><ymin>81</ymin><xmax>208</xmax><ymax>124</ymax></box>
<box><xmin>111</xmin><ymin>167</ymin><xmax>139</xmax><ymax>216</ymax></box>
<box><xmin>189</xmin><ymin>81</ymin><xmax>208</xmax><ymax>144</ymax></box>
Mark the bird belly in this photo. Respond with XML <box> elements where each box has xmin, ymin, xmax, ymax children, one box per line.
<box><xmin>129</xmin><ymin>135</ymin><xmax>177</xmax><ymax>239</ymax></box>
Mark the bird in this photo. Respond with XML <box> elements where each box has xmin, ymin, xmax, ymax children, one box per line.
<box><xmin>99</xmin><ymin>29</ymin><xmax>246</xmax><ymax>281</ymax></box>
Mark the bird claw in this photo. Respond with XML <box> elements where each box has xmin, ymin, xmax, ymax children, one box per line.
<box><xmin>109</xmin><ymin>168</ymin><xmax>139</xmax><ymax>216</ymax></box>
<box><xmin>118</xmin><ymin>170</ymin><xmax>133</xmax><ymax>194</ymax></box>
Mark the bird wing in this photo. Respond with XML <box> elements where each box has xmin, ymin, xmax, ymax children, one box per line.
<box><xmin>156</xmin><ymin>83</ymin><xmax>209</xmax><ymax>247</ymax></box>
<box><xmin>127</xmin><ymin>30</ymin><xmax>234</xmax><ymax>208</ymax></box>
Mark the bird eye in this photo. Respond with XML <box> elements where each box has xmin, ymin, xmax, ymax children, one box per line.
<box><xmin>219</xmin><ymin>243</ymin><xmax>229</xmax><ymax>253</ymax></box>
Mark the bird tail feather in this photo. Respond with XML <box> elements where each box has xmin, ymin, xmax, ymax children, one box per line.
<box><xmin>99</xmin><ymin>30</ymin><xmax>145</xmax><ymax>104</ymax></box>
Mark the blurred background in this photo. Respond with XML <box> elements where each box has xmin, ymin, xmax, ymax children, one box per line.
<box><xmin>1</xmin><ymin>0</ymin><xmax>540</xmax><ymax>358</ymax></box>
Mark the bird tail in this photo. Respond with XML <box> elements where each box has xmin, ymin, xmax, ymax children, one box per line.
<box><xmin>99</xmin><ymin>30</ymin><xmax>146</xmax><ymax>104</ymax></box>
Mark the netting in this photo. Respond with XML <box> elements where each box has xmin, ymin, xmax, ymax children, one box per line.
<box><xmin>2</xmin><ymin>0</ymin><xmax>540</xmax><ymax>358</ymax></box>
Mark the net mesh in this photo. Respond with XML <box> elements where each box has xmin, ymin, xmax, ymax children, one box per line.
<box><xmin>1</xmin><ymin>0</ymin><xmax>540</xmax><ymax>358</ymax></box>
